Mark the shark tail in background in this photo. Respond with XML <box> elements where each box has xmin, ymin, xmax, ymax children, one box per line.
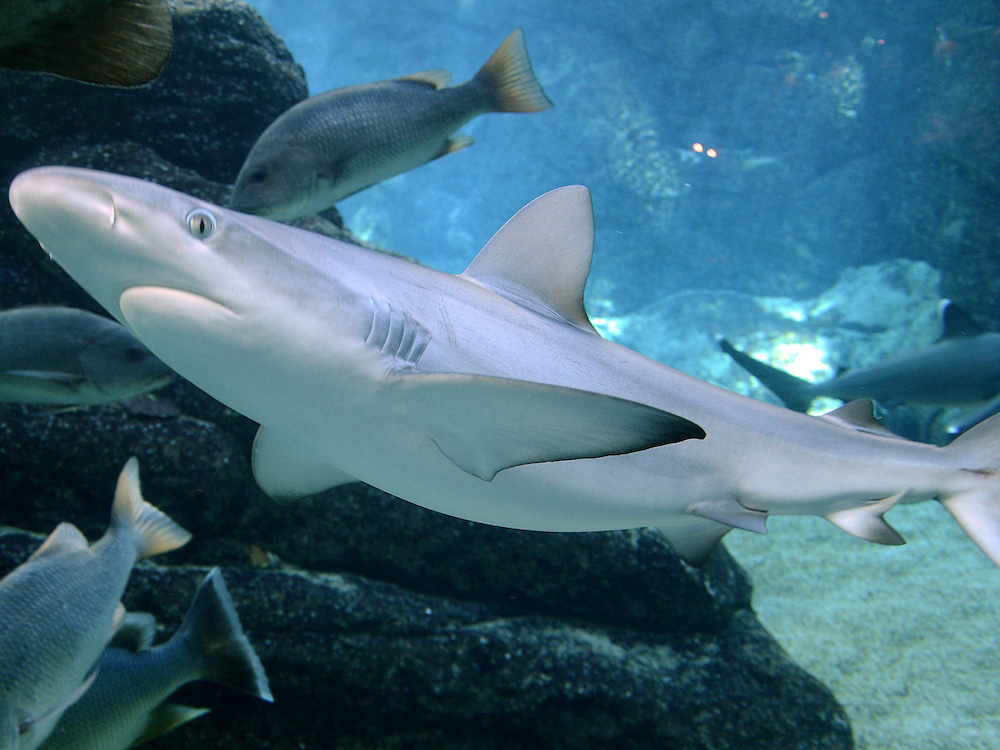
<box><xmin>474</xmin><ymin>29</ymin><xmax>553</xmax><ymax>113</ymax></box>
<box><xmin>939</xmin><ymin>413</ymin><xmax>1000</xmax><ymax>565</ymax></box>
<box><xmin>719</xmin><ymin>338</ymin><xmax>817</xmax><ymax>413</ymax></box>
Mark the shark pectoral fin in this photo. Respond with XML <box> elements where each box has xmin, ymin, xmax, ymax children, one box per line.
<box><xmin>826</xmin><ymin>491</ymin><xmax>906</xmax><ymax>546</ymax></box>
<box><xmin>252</xmin><ymin>426</ymin><xmax>357</xmax><ymax>501</ymax></box>
<box><xmin>389</xmin><ymin>373</ymin><xmax>705</xmax><ymax>481</ymax></box>
<box><xmin>26</xmin><ymin>522</ymin><xmax>89</xmax><ymax>563</ymax></box>
<box><xmin>688</xmin><ymin>498</ymin><xmax>768</xmax><ymax>534</ymax></box>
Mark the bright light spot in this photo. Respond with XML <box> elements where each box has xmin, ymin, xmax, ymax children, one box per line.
<box><xmin>706</xmin><ymin>148</ymin><xmax>718</xmax><ymax>158</ymax></box>
<box><xmin>768</xmin><ymin>338</ymin><xmax>833</xmax><ymax>381</ymax></box>
<box><xmin>692</xmin><ymin>142</ymin><xmax>704</xmax><ymax>153</ymax></box>
<box><xmin>818</xmin><ymin>11</ymin><xmax>829</xmax><ymax>19</ymax></box>
<box><xmin>591</xmin><ymin>317</ymin><xmax>625</xmax><ymax>339</ymax></box>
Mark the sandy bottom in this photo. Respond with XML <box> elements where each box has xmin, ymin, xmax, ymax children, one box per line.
<box><xmin>724</xmin><ymin>501</ymin><xmax>1000</xmax><ymax>748</ymax></box>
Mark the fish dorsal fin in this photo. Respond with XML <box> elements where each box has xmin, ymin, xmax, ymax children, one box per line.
<box><xmin>819</xmin><ymin>399</ymin><xmax>901</xmax><ymax>438</ymax></box>
<box><xmin>396</xmin><ymin>69</ymin><xmax>452</xmax><ymax>88</ymax></box>
<box><xmin>26</xmin><ymin>522</ymin><xmax>89</xmax><ymax>563</ymax></box>
<box><xmin>941</xmin><ymin>299</ymin><xmax>984</xmax><ymax>338</ymax></box>
<box><xmin>461</xmin><ymin>186</ymin><xmax>598</xmax><ymax>334</ymax></box>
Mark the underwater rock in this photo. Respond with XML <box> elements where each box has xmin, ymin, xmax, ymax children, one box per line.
<box><xmin>0</xmin><ymin>536</ymin><xmax>853</xmax><ymax>750</ymax></box>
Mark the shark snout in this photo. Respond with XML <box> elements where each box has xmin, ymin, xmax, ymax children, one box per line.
<box><xmin>10</xmin><ymin>167</ymin><xmax>117</xmax><ymax>243</ymax></box>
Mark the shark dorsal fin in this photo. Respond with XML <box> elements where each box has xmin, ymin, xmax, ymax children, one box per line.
<box><xmin>941</xmin><ymin>299</ymin><xmax>984</xmax><ymax>339</ymax></box>
<box><xmin>461</xmin><ymin>186</ymin><xmax>599</xmax><ymax>334</ymax></box>
<box><xmin>820</xmin><ymin>399</ymin><xmax>901</xmax><ymax>438</ymax></box>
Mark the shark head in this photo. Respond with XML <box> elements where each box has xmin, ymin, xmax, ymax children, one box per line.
<box><xmin>8</xmin><ymin>166</ymin><xmax>372</xmax><ymax>421</ymax></box>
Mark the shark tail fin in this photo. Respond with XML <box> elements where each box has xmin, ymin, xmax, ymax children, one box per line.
<box><xmin>940</xmin><ymin>413</ymin><xmax>1000</xmax><ymax>566</ymax></box>
<box><xmin>718</xmin><ymin>338</ymin><xmax>816</xmax><ymax>412</ymax></box>
<box><xmin>474</xmin><ymin>29</ymin><xmax>553</xmax><ymax>113</ymax></box>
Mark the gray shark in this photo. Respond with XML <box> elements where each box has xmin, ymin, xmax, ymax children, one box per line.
<box><xmin>720</xmin><ymin>301</ymin><xmax>1000</xmax><ymax>415</ymax></box>
<box><xmin>9</xmin><ymin>166</ymin><xmax>1000</xmax><ymax>567</ymax></box>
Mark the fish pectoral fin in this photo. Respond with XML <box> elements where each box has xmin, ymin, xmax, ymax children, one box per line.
<box><xmin>133</xmin><ymin>704</ymin><xmax>210</xmax><ymax>747</ymax></box>
<box><xmin>19</xmin><ymin>667</ymin><xmax>99</xmax><ymax>738</ymax></box>
<box><xmin>111</xmin><ymin>612</ymin><xmax>157</xmax><ymax>651</ymax></box>
<box><xmin>825</xmin><ymin>491</ymin><xmax>906</xmax><ymax>545</ymax></box>
<box><xmin>252</xmin><ymin>427</ymin><xmax>357</xmax><ymax>501</ymax></box>
<box><xmin>435</xmin><ymin>134</ymin><xmax>474</xmax><ymax>158</ymax></box>
<box><xmin>688</xmin><ymin>498</ymin><xmax>768</xmax><ymax>534</ymax></box>
<box><xmin>4</xmin><ymin>369</ymin><xmax>84</xmax><ymax>384</ymax></box>
<box><xmin>25</xmin><ymin>522</ymin><xmax>90</xmax><ymax>563</ymax></box>
<box><xmin>388</xmin><ymin>373</ymin><xmax>705</xmax><ymax>481</ymax></box>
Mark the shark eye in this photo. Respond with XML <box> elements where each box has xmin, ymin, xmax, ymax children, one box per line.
<box><xmin>186</xmin><ymin>209</ymin><xmax>217</xmax><ymax>239</ymax></box>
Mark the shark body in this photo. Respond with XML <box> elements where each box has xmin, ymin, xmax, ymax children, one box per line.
<box><xmin>10</xmin><ymin>166</ymin><xmax>1000</xmax><ymax>565</ymax></box>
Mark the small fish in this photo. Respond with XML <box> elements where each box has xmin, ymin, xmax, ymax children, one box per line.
<box><xmin>0</xmin><ymin>458</ymin><xmax>191</xmax><ymax>750</ymax></box>
<box><xmin>40</xmin><ymin>568</ymin><xmax>272</xmax><ymax>750</ymax></box>
<box><xmin>229</xmin><ymin>28</ymin><xmax>552</xmax><ymax>219</ymax></box>
<box><xmin>0</xmin><ymin>0</ymin><xmax>172</xmax><ymax>87</ymax></box>
<box><xmin>0</xmin><ymin>306</ymin><xmax>175</xmax><ymax>405</ymax></box>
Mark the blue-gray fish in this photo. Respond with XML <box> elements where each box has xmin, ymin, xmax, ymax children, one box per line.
<box><xmin>0</xmin><ymin>305</ymin><xmax>174</xmax><ymax>405</ymax></box>
<box><xmin>229</xmin><ymin>28</ymin><xmax>552</xmax><ymax>219</ymax></box>
<box><xmin>40</xmin><ymin>568</ymin><xmax>272</xmax><ymax>750</ymax></box>
<box><xmin>0</xmin><ymin>0</ymin><xmax>172</xmax><ymax>86</ymax></box>
<box><xmin>0</xmin><ymin>458</ymin><xmax>191</xmax><ymax>750</ymax></box>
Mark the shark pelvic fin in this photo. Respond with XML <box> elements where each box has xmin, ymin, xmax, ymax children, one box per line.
<box><xmin>656</xmin><ymin>520</ymin><xmax>732</xmax><ymax>567</ymax></box>
<box><xmin>388</xmin><ymin>372</ymin><xmax>705</xmax><ymax>481</ymax></box>
<box><xmin>825</xmin><ymin>491</ymin><xmax>906</xmax><ymax>545</ymax></box>
<box><xmin>252</xmin><ymin>427</ymin><xmax>357</xmax><ymax>501</ymax></box>
<box><xmin>461</xmin><ymin>186</ymin><xmax>598</xmax><ymax>334</ymax></box>
<box><xmin>688</xmin><ymin>497</ymin><xmax>768</xmax><ymax>534</ymax></box>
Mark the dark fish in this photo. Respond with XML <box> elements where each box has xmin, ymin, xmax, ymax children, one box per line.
<box><xmin>0</xmin><ymin>458</ymin><xmax>191</xmax><ymax>750</ymax></box>
<box><xmin>0</xmin><ymin>305</ymin><xmax>175</xmax><ymax>405</ymax></box>
<box><xmin>720</xmin><ymin>301</ymin><xmax>1000</xmax><ymax>413</ymax></box>
<box><xmin>229</xmin><ymin>28</ymin><xmax>552</xmax><ymax>219</ymax></box>
<box><xmin>0</xmin><ymin>0</ymin><xmax>172</xmax><ymax>87</ymax></box>
<box><xmin>39</xmin><ymin>568</ymin><xmax>272</xmax><ymax>750</ymax></box>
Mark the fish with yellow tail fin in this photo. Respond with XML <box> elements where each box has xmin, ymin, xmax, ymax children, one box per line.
<box><xmin>0</xmin><ymin>458</ymin><xmax>191</xmax><ymax>750</ymax></box>
<box><xmin>40</xmin><ymin>568</ymin><xmax>272</xmax><ymax>750</ymax></box>
<box><xmin>229</xmin><ymin>28</ymin><xmax>552</xmax><ymax>219</ymax></box>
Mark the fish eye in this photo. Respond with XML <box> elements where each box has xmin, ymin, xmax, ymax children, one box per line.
<box><xmin>186</xmin><ymin>209</ymin><xmax>217</xmax><ymax>239</ymax></box>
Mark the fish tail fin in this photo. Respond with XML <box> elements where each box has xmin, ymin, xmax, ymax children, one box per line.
<box><xmin>112</xmin><ymin>457</ymin><xmax>191</xmax><ymax>559</ymax></box>
<box><xmin>176</xmin><ymin>568</ymin><xmax>273</xmax><ymax>701</ymax></box>
<box><xmin>718</xmin><ymin>338</ymin><xmax>816</xmax><ymax>412</ymax></box>
<box><xmin>940</xmin><ymin>413</ymin><xmax>1000</xmax><ymax>566</ymax></box>
<box><xmin>474</xmin><ymin>29</ymin><xmax>553</xmax><ymax>113</ymax></box>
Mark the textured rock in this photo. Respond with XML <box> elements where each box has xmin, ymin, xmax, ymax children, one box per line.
<box><xmin>0</xmin><ymin>533</ymin><xmax>853</xmax><ymax>750</ymax></box>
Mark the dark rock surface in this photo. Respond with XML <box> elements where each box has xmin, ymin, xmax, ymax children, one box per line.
<box><xmin>0</xmin><ymin>531</ymin><xmax>852</xmax><ymax>750</ymax></box>
<box><xmin>0</xmin><ymin>1</ymin><xmax>854</xmax><ymax>748</ymax></box>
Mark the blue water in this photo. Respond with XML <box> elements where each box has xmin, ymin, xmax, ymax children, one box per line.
<box><xmin>246</xmin><ymin>0</ymin><xmax>925</xmax><ymax>308</ymax></box>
